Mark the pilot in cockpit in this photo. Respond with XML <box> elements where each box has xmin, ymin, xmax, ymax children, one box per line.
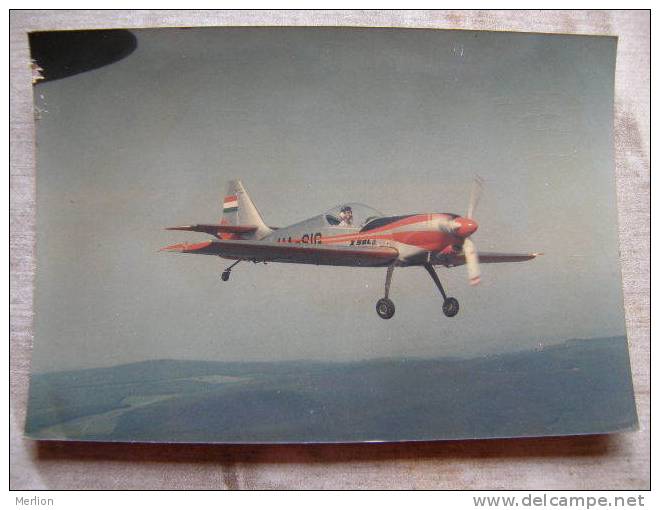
<box><xmin>338</xmin><ymin>206</ymin><xmax>353</xmax><ymax>226</ymax></box>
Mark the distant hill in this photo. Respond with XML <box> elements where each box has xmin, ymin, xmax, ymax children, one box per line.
<box><xmin>25</xmin><ymin>336</ymin><xmax>638</xmax><ymax>443</ymax></box>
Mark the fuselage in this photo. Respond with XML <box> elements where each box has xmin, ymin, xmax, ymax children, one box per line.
<box><xmin>261</xmin><ymin>212</ymin><xmax>472</xmax><ymax>267</ymax></box>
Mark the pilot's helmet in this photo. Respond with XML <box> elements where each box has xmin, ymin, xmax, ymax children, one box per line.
<box><xmin>340</xmin><ymin>206</ymin><xmax>353</xmax><ymax>214</ymax></box>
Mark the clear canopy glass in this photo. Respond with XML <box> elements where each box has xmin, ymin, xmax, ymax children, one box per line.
<box><xmin>324</xmin><ymin>203</ymin><xmax>384</xmax><ymax>228</ymax></box>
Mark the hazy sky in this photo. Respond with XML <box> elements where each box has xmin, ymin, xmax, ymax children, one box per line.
<box><xmin>32</xmin><ymin>28</ymin><xmax>624</xmax><ymax>372</ymax></box>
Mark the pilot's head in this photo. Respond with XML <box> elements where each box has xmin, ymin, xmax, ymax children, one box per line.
<box><xmin>340</xmin><ymin>206</ymin><xmax>353</xmax><ymax>223</ymax></box>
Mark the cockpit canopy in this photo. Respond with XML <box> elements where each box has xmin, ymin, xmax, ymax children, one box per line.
<box><xmin>324</xmin><ymin>203</ymin><xmax>384</xmax><ymax>228</ymax></box>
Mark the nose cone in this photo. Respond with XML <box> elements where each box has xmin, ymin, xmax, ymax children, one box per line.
<box><xmin>454</xmin><ymin>217</ymin><xmax>479</xmax><ymax>237</ymax></box>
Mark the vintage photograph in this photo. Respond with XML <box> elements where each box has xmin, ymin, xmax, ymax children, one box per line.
<box><xmin>25</xmin><ymin>26</ymin><xmax>637</xmax><ymax>443</ymax></box>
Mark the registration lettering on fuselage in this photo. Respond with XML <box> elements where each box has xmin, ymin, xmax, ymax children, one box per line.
<box><xmin>276</xmin><ymin>232</ymin><xmax>322</xmax><ymax>244</ymax></box>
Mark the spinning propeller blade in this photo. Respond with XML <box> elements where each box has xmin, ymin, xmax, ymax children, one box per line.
<box><xmin>464</xmin><ymin>176</ymin><xmax>483</xmax><ymax>285</ymax></box>
<box><xmin>463</xmin><ymin>238</ymin><xmax>481</xmax><ymax>286</ymax></box>
<box><xmin>467</xmin><ymin>175</ymin><xmax>484</xmax><ymax>219</ymax></box>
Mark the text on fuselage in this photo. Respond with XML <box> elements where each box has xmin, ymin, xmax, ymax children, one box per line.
<box><xmin>276</xmin><ymin>233</ymin><xmax>322</xmax><ymax>244</ymax></box>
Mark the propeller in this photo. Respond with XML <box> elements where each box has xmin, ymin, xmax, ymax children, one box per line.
<box><xmin>463</xmin><ymin>176</ymin><xmax>483</xmax><ymax>285</ymax></box>
<box><xmin>463</xmin><ymin>238</ymin><xmax>481</xmax><ymax>286</ymax></box>
<box><xmin>467</xmin><ymin>175</ymin><xmax>484</xmax><ymax>219</ymax></box>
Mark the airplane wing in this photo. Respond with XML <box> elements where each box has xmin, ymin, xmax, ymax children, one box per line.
<box><xmin>439</xmin><ymin>251</ymin><xmax>541</xmax><ymax>267</ymax></box>
<box><xmin>477</xmin><ymin>252</ymin><xmax>542</xmax><ymax>264</ymax></box>
<box><xmin>160</xmin><ymin>239</ymin><xmax>399</xmax><ymax>267</ymax></box>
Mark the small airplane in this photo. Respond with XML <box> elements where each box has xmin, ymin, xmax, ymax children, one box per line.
<box><xmin>161</xmin><ymin>179</ymin><xmax>541</xmax><ymax>319</ymax></box>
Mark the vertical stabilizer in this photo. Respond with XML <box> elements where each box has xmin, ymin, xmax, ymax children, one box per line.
<box><xmin>221</xmin><ymin>180</ymin><xmax>272</xmax><ymax>239</ymax></box>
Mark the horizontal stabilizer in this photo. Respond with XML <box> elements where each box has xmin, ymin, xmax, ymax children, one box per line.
<box><xmin>166</xmin><ymin>224</ymin><xmax>258</xmax><ymax>236</ymax></box>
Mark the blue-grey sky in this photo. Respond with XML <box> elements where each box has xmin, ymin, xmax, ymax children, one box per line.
<box><xmin>32</xmin><ymin>28</ymin><xmax>624</xmax><ymax>372</ymax></box>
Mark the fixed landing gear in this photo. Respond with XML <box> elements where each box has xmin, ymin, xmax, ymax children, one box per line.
<box><xmin>375</xmin><ymin>263</ymin><xmax>460</xmax><ymax>319</ymax></box>
<box><xmin>442</xmin><ymin>297</ymin><xmax>459</xmax><ymax>318</ymax></box>
<box><xmin>423</xmin><ymin>263</ymin><xmax>460</xmax><ymax>318</ymax></box>
<box><xmin>376</xmin><ymin>264</ymin><xmax>396</xmax><ymax>319</ymax></box>
<box><xmin>376</xmin><ymin>298</ymin><xmax>395</xmax><ymax>319</ymax></box>
<box><xmin>220</xmin><ymin>259</ymin><xmax>241</xmax><ymax>281</ymax></box>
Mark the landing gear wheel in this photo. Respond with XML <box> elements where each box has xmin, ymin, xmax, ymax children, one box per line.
<box><xmin>376</xmin><ymin>298</ymin><xmax>395</xmax><ymax>319</ymax></box>
<box><xmin>221</xmin><ymin>270</ymin><xmax>230</xmax><ymax>282</ymax></box>
<box><xmin>442</xmin><ymin>297</ymin><xmax>459</xmax><ymax>318</ymax></box>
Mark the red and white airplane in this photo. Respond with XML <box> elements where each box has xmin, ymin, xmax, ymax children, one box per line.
<box><xmin>162</xmin><ymin>178</ymin><xmax>540</xmax><ymax>319</ymax></box>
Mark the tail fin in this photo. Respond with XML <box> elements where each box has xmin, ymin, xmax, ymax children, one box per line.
<box><xmin>221</xmin><ymin>180</ymin><xmax>272</xmax><ymax>239</ymax></box>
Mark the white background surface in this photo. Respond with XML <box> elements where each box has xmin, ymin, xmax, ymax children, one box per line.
<box><xmin>9</xmin><ymin>10</ymin><xmax>649</xmax><ymax>489</ymax></box>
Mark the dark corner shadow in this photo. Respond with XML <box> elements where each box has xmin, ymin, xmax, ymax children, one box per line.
<box><xmin>28</xmin><ymin>29</ymin><xmax>137</xmax><ymax>82</ymax></box>
<box><xmin>34</xmin><ymin>434</ymin><xmax>613</xmax><ymax>465</ymax></box>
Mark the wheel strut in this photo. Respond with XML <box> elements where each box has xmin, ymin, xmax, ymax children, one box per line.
<box><xmin>221</xmin><ymin>259</ymin><xmax>242</xmax><ymax>281</ymax></box>
<box><xmin>376</xmin><ymin>263</ymin><xmax>397</xmax><ymax>319</ymax></box>
<box><xmin>423</xmin><ymin>263</ymin><xmax>447</xmax><ymax>299</ymax></box>
<box><xmin>423</xmin><ymin>263</ymin><xmax>460</xmax><ymax>318</ymax></box>
<box><xmin>384</xmin><ymin>263</ymin><xmax>395</xmax><ymax>299</ymax></box>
